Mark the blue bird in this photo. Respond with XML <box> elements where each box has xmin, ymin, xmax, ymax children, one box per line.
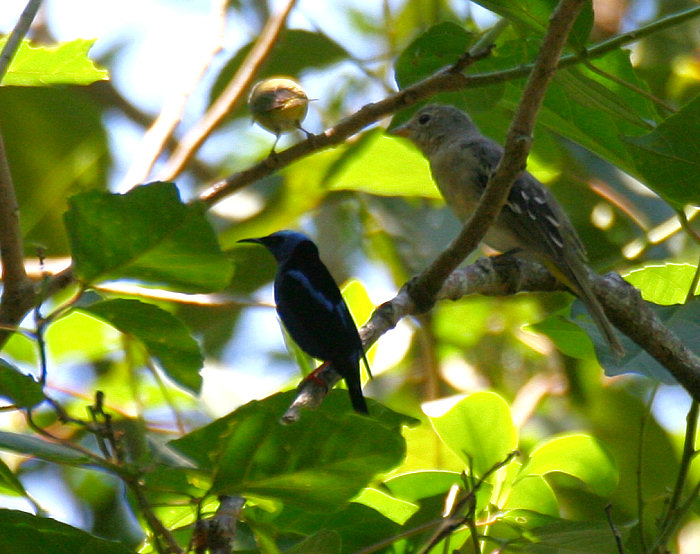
<box><xmin>238</xmin><ymin>230</ymin><xmax>370</xmax><ymax>413</ymax></box>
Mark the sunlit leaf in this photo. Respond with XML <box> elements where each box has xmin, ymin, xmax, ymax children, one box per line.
<box><xmin>624</xmin><ymin>263</ymin><xmax>699</xmax><ymax>305</ymax></box>
<box><xmin>1</xmin><ymin>38</ymin><xmax>108</xmax><ymax>86</ymax></box>
<box><xmin>328</xmin><ymin>131</ymin><xmax>440</xmax><ymax>198</ymax></box>
<box><xmin>521</xmin><ymin>434</ymin><xmax>618</xmax><ymax>497</ymax></box>
<box><xmin>430</xmin><ymin>392</ymin><xmax>518</xmax><ymax>476</ymax></box>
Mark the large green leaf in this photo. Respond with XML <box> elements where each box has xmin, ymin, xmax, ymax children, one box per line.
<box><xmin>0</xmin><ymin>509</ymin><xmax>131</xmax><ymax>554</ymax></box>
<box><xmin>286</xmin><ymin>530</ymin><xmax>341</xmax><ymax>554</ymax></box>
<box><xmin>0</xmin><ymin>359</ymin><xmax>45</xmax><ymax>408</ymax></box>
<box><xmin>170</xmin><ymin>391</ymin><xmax>407</xmax><ymax>512</ymax></box>
<box><xmin>83</xmin><ymin>298</ymin><xmax>203</xmax><ymax>393</ymax></box>
<box><xmin>521</xmin><ymin>434</ymin><xmax>618</xmax><ymax>497</ymax></box>
<box><xmin>430</xmin><ymin>392</ymin><xmax>518</xmax><ymax>476</ymax></box>
<box><xmin>624</xmin><ymin>94</ymin><xmax>700</xmax><ymax>208</ymax></box>
<box><xmin>503</xmin><ymin>474</ymin><xmax>559</xmax><ymax>516</ymax></box>
<box><xmin>65</xmin><ymin>182</ymin><xmax>232</xmax><ymax>292</ymax></box>
<box><xmin>0</xmin><ymin>38</ymin><xmax>108</xmax><ymax>87</ymax></box>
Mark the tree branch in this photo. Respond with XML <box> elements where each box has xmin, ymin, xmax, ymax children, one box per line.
<box><xmin>283</xmin><ymin>255</ymin><xmax>700</xmax><ymax>421</ymax></box>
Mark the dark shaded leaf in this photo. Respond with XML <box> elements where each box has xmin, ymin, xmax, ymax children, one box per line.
<box><xmin>170</xmin><ymin>391</ymin><xmax>408</xmax><ymax>512</ymax></box>
<box><xmin>624</xmin><ymin>94</ymin><xmax>700</xmax><ymax>208</ymax></box>
<box><xmin>65</xmin><ymin>182</ymin><xmax>232</xmax><ymax>292</ymax></box>
<box><xmin>0</xmin><ymin>359</ymin><xmax>45</xmax><ymax>408</ymax></box>
<box><xmin>0</xmin><ymin>509</ymin><xmax>131</xmax><ymax>554</ymax></box>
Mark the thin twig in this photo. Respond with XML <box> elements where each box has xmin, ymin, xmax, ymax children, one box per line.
<box><xmin>0</xmin><ymin>128</ymin><xmax>34</xmax><ymax>338</ymax></box>
<box><xmin>604</xmin><ymin>504</ymin><xmax>626</xmax><ymax>554</ymax></box>
<box><xmin>127</xmin><ymin>477</ymin><xmax>184</xmax><ymax>554</ymax></box>
<box><xmin>158</xmin><ymin>0</ymin><xmax>298</xmax><ymax>181</ymax></box>
<box><xmin>0</xmin><ymin>0</ymin><xmax>44</xmax><ymax>84</ymax></box>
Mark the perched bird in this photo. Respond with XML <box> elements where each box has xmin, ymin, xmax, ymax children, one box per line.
<box><xmin>238</xmin><ymin>230</ymin><xmax>370</xmax><ymax>413</ymax></box>
<box><xmin>391</xmin><ymin>104</ymin><xmax>624</xmax><ymax>357</ymax></box>
<box><xmin>248</xmin><ymin>77</ymin><xmax>311</xmax><ymax>153</ymax></box>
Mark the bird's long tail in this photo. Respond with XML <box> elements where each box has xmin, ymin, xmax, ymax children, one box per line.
<box><xmin>549</xmin><ymin>259</ymin><xmax>625</xmax><ymax>358</ymax></box>
<box><xmin>334</xmin><ymin>357</ymin><xmax>368</xmax><ymax>414</ymax></box>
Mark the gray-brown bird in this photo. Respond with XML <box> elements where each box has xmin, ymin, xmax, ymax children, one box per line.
<box><xmin>392</xmin><ymin>104</ymin><xmax>624</xmax><ymax>357</ymax></box>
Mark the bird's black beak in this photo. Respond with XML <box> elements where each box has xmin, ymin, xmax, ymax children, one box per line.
<box><xmin>237</xmin><ymin>237</ymin><xmax>262</xmax><ymax>245</ymax></box>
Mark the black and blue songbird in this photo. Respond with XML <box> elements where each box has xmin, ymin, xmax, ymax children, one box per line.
<box><xmin>238</xmin><ymin>230</ymin><xmax>370</xmax><ymax>413</ymax></box>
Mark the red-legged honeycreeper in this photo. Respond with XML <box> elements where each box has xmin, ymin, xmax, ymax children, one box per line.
<box><xmin>239</xmin><ymin>230</ymin><xmax>370</xmax><ymax>413</ymax></box>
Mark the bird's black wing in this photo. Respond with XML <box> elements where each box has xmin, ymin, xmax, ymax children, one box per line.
<box><xmin>274</xmin><ymin>243</ymin><xmax>362</xmax><ymax>363</ymax></box>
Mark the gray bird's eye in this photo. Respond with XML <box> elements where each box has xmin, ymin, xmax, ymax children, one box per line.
<box><xmin>418</xmin><ymin>113</ymin><xmax>431</xmax><ymax>125</ymax></box>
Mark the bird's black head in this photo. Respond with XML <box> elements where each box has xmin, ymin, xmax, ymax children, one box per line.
<box><xmin>238</xmin><ymin>230</ymin><xmax>316</xmax><ymax>264</ymax></box>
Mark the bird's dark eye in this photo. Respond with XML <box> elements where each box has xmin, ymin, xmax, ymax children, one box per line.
<box><xmin>418</xmin><ymin>114</ymin><xmax>431</xmax><ymax>125</ymax></box>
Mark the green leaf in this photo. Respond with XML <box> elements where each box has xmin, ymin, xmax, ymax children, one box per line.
<box><xmin>430</xmin><ymin>392</ymin><xmax>518</xmax><ymax>476</ymax></box>
<box><xmin>502</xmin><ymin>518</ymin><xmax>630</xmax><ymax>553</ymax></box>
<box><xmin>83</xmin><ymin>298</ymin><xmax>203</xmax><ymax>393</ymax></box>
<box><xmin>471</xmin><ymin>0</ymin><xmax>593</xmax><ymax>48</ymax></box>
<box><xmin>574</xmin><ymin>301</ymin><xmax>700</xmax><ymax>384</ymax></box>
<box><xmin>624</xmin><ymin>94</ymin><xmax>700</xmax><ymax>208</ymax></box>
<box><xmin>353</xmin><ymin>488</ymin><xmax>418</xmax><ymax>525</ymax></box>
<box><xmin>384</xmin><ymin>470</ymin><xmax>462</xmax><ymax>503</ymax></box>
<box><xmin>287</xmin><ymin>530</ymin><xmax>341</xmax><ymax>554</ymax></box>
<box><xmin>624</xmin><ymin>263</ymin><xmax>699</xmax><ymax>305</ymax></box>
<box><xmin>0</xmin><ymin>359</ymin><xmax>45</xmax><ymax>408</ymax></box>
<box><xmin>0</xmin><ymin>457</ymin><xmax>27</xmax><ymax>497</ymax></box>
<box><xmin>1</xmin><ymin>38</ymin><xmax>109</xmax><ymax>87</ymax></box>
<box><xmin>65</xmin><ymin>182</ymin><xmax>232</xmax><ymax>292</ymax></box>
<box><xmin>0</xmin><ymin>431</ymin><xmax>91</xmax><ymax>464</ymax></box>
<box><xmin>327</xmin><ymin>130</ymin><xmax>440</xmax><ymax>198</ymax></box>
<box><xmin>528</xmin><ymin>315</ymin><xmax>595</xmax><ymax>360</ymax></box>
<box><xmin>521</xmin><ymin>434</ymin><xmax>618</xmax><ymax>497</ymax></box>
<box><xmin>503</xmin><ymin>474</ymin><xmax>559</xmax><ymax>516</ymax></box>
<box><xmin>170</xmin><ymin>391</ymin><xmax>406</xmax><ymax>512</ymax></box>
<box><xmin>0</xmin><ymin>509</ymin><xmax>131</xmax><ymax>554</ymax></box>
<box><xmin>394</xmin><ymin>22</ymin><xmax>473</xmax><ymax>89</ymax></box>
